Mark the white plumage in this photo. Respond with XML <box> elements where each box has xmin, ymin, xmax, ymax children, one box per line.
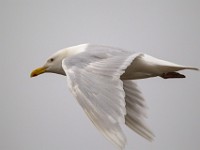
<box><xmin>31</xmin><ymin>44</ymin><xmax>198</xmax><ymax>149</ymax></box>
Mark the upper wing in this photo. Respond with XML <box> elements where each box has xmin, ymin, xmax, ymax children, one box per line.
<box><xmin>62</xmin><ymin>48</ymin><xmax>141</xmax><ymax>149</ymax></box>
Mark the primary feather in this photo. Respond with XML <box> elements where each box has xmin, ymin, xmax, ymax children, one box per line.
<box><xmin>31</xmin><ymin>43</ymin><xmax>198</xmax><ymax>150</ymax></box>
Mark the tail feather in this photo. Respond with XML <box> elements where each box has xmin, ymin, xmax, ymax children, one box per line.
<box><xmin>140</xmin><ymin>54</ymin><xmax>199</xmax><ymax>74</ymax></box>
<box><xmin>182</xmin><ymin>66</ymin><xmax>199</xmax><ymax>71</ymax></box>
<box><xmin>121</xmin><ymin>53</ymin><xmax>199</xmax><ymax>80</ymax></box>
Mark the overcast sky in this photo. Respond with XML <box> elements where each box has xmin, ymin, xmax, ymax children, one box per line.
<box><xmin>1</xmin><ymin>0</ymin><xmax>200</xmax><ymax>150</ymax></box>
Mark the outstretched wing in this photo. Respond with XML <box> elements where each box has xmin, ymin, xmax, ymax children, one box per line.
<box><xmin>123</xmin><ymin>80</ymin><xmax>154</xmax><ymax>141</ymax></box>
<box><xmin>62</xmin><ymin>47</ymin><xmax>141</xmax><ymax>149</ymax></box>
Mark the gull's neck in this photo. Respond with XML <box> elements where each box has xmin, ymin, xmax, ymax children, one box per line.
<box><xmin>59</xmin><ymin>43</ymin><xmax>89</xmax><ymax>58</ymax></box>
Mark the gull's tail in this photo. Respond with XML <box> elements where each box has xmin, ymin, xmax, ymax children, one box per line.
<box><xmin>121</xmin><ymin>53</ymin><xmax>199</xmax><ymax>80</ymax></box>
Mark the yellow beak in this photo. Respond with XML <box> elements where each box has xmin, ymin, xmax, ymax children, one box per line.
<box><xmin>30</xmin><ymin>67</ymin><xmax>47</xmax><ymax>77</ymax></box>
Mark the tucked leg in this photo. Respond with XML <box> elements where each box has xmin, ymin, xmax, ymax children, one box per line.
<box><xmin>160</xmin><ymin>72</ymin><xmax>185</xmax><ymax>79</ymax></box>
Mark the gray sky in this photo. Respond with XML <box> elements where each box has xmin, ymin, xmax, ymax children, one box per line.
<box><xmin>1</xmin><ymin>0</ymin><xmax>200</xmax><ymax>150</ymax></box>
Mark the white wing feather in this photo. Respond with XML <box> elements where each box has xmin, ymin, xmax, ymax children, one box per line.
<box><xmin>61</xmin><ymin>44</ymin><xmax>198</xmax><ymax>149</ymax></box>
<box><xmin>62</xmin><ymin>45</ymin><xmax>150</xmax><ymax>149</ymax></box>
<box><xmin>123</xmin><ymin>80</ymin><xmax>154</xmax><ymax>140</ymax></box>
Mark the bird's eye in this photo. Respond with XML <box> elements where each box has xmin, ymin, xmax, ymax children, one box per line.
<box><xmin>50</xmin><ymin>58</ymin><xmax>54</xmax><ymax>62</ymax></box>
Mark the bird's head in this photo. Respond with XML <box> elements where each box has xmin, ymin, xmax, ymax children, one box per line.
<box><xmin>30</xmin><ymin>44</ymin><xmax>88</xmax><ymax>77</ymax></box>
<box><xmin>30</xmin><ymin>49</ymin><xmax>69</xmax><ymax>77</ymax></box>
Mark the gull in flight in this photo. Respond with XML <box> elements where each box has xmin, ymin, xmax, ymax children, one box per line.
<box><xmin>31</xmin><ymin>44</ymin><xmax>198</xmax><ymax>149</ymax></box>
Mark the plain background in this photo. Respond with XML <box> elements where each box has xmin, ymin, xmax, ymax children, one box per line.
<box><xmin>1</xmin><ymin>0</ymin><xmax>200</xmax><ymax>150</ymax></box>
